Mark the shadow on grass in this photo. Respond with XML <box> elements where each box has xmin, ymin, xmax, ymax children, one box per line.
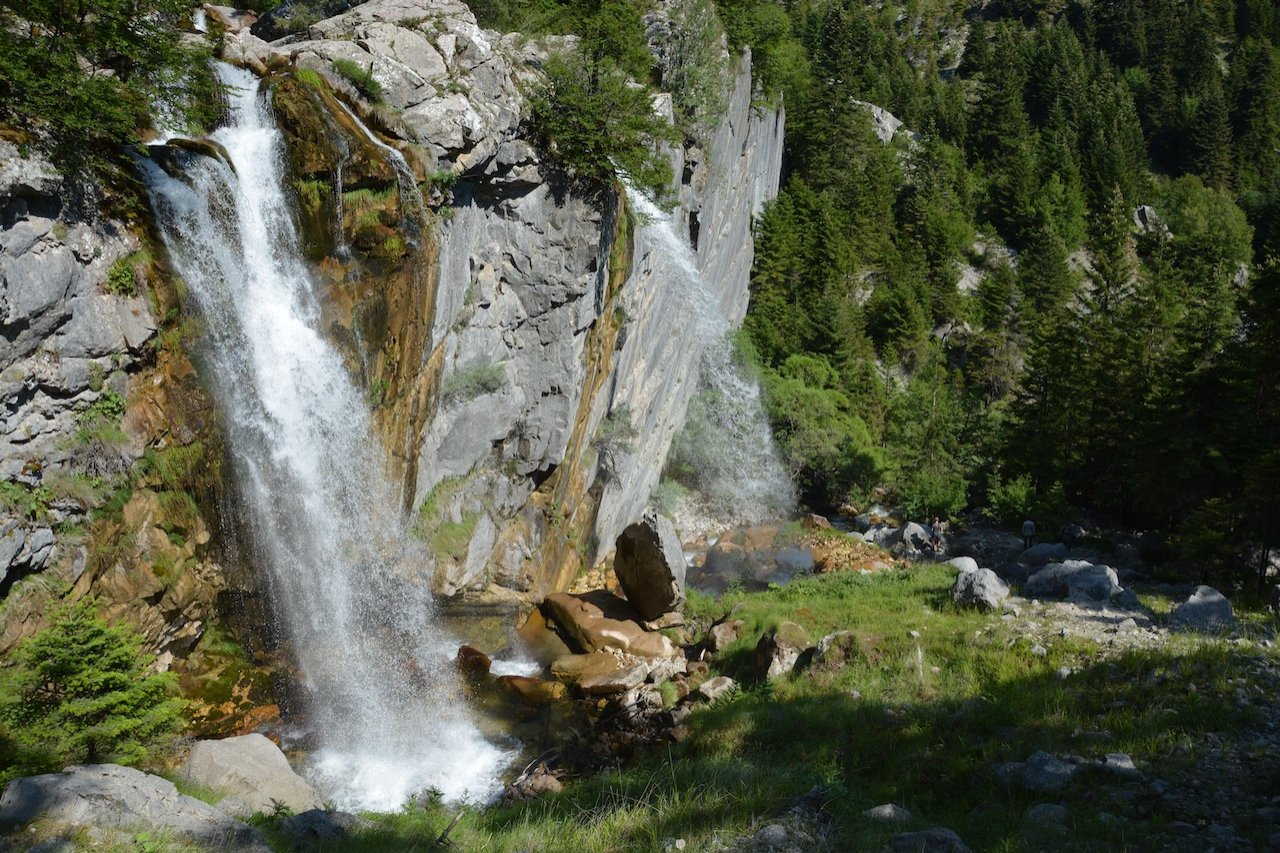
<box><xmin>328</xmin><ymin>640</ymin><xmax>1276</xmax><ymax>853</ymax></box>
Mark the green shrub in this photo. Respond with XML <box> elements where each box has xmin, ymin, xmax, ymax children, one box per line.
<box><xmin>529</xmin><ymin>50</ymin><xmax>678</xmax><ymax>200</ymax></box>
<box><xmin>0</xmin><ymin>599</ymin><xmax>185</xmax><ymax>781</ymax></box>
<box><xmin>333</xmin><ymin>58</ymin><xmax>384</xmax><ymax>103</ymax></box>
<box><xmin>0</xmin><ymin>481</ymin><xmax>52</xmax><ymax>521</ymax></box>
<box><xmin>593</xmin><ymin>406</ymin><xmax>638</xmax><ymax>480</ymax></box>
<box><xmin>440</xmin><ymin>363</ymin><xmax>506</xmax><ymax>406</ymax></box>
<box><xmin>986</xmin><ymin>473</ymin><xmax>1034</xmax><ymax>525</ymax></box>
<box><xmin>76</xmin><ymin>390</ymin><xmax>128</xmax><ymax>445</ymax></box>
<box><xmin>105</xmin><ymin>255</ymin><xmax>140</xmax><ymax>296</ymax></box>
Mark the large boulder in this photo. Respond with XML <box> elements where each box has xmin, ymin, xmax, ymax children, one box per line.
<box><xmin>540</xmin><ymin>590</ymin><xmax>677</xmax><ymax>658</ymax></box>
<box><xmin>886</xmin><ymin>827</ymin><xmax>972</xmax><ymax>853</ymax></box>
<box><xmin>614</xmin><ymin>512</ymin><xmax>686</xmax><ymax>620</ymax></box>
<box><xmin>179</xmin><ymin>733</ymin><xmax>323</xmax><ymax>818</ymax></box>
<box><xmin>551</xmin><ymin>651</ymin><xmax>650</xmax><ymax>695</ymax></box>
<box><xmin>951</xmin><ymin>568</ymin><xmax>1010</xmax><ymax>611</ymax></box>
<box><xmin>1024</xmin><ymin>561</ymin><xmax>1122</xmax><ymax>602</ymax></box>
<box><xmin>1018</xmin><ymin>542</ymin><xmax>1068</xmax><ymax>566</ymax></box>
<box><xmin>0</xmin><ymin>764</ymin><xmax>270</xmax><ymax>851</ymax></box>
<box><xmin>946</xmin><ymin>556</ymin><xmax>979</xmax><ymax>574</ymax></box>
<box><xmin>1169</xmin><ymin>585</ymin><xmax>1236</xmax><ymax>632</ymax></box>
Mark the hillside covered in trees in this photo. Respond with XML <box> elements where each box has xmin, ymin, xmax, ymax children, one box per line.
<box><xmin>713</xmin><ymin>0</ymin><xmax>1280</xmax><ymax>593</ymax></box>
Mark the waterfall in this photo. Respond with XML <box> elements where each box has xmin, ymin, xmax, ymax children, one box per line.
<box><xmin>625</xmin><ymin>186</ymin><xmax>795</xmax><ymax>524</ymax></box>
<box><xmin>140</xmin><ymin>64</ymin><xmax>512</xmax><ymax>811</ymax></box>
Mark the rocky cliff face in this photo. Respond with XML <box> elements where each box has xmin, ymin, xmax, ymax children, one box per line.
<box><xmin>219</xmin><ymin>0</ymin><xmax>784</xmax><ymax>605</ymax></box>
<box><xmin>0</xmin><ymin>144</ymin><xmax>236</xmax><ymax>676</ymax></box>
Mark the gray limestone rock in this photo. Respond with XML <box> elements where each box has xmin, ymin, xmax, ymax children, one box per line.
<box><xmin>947</xmin><ymin>556</ymin><xmax>979</xmax><ymax>574</ymax></box>
<box><xmin>951</xmin><ymin>568</ymin><xmax>1010</xmax><ymax>611</ymax></box>
<box><xmin>613</xmin><ymin>512</ymin><xmax>686</xmax><ymax>621</ymax></box>
<box><xmin>1024</xmin><ymin>560</ymin><xmax>1122</xmax><ymax>601</ymax></box>
<box><xmin>0</xmin><ymin>764</ymin><xmax>269</xmax><ymax>851</ymax></box>
<box><xmin>1169</xmin><ymin>585</ymin><xmax>1236</xmax><ymax>632</ymax></box>
<box><xmin>180</xmin><ymin>734</ymin><xmax>323</xmax><ymax>817</ymax></box>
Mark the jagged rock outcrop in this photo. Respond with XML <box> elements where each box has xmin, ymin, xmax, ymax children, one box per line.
<box><xmin>0</xmin><ymin>142</ymin><xmax>238</xmax><ymax>676</ymax></box>
<box><xmin>225</xmin><ymin>0</ymin><xmax>783</xmax><ymax>603</ymax></box>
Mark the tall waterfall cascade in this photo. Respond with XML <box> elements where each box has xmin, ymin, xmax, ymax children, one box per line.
<box><xmin>141</xmin><ymin>64</ymin><xmax>512</xmax><ymax>810</ymax></box>
<box><xmin>625</xmin><ymin>187</ymin><xmax>796</xmax><ymax>525</ymax></box>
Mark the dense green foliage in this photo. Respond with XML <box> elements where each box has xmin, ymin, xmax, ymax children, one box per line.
<box><xmin>0</xmin><ymin>600</ymin><xmax>185</xmax><ymax>781</ymax></box>
<box><xmin>526</xmin><ymin>0</ymin><xmax>679</xmax><ymax>198</ymax></box>
<box><xmin>726</xmin><ymin>0</ymin><xmax>1280</xmax><ymax>587</ymax></box>
<box><xmin>0</xmin><ymin>0</ymin><xmax>218</xmax><ymax>172</ymax></box>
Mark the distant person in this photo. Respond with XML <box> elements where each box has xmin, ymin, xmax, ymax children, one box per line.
<box><xmin>1021</xmin><ymin>519</ymin><xmax>1036</xmax><ymax>551</ymax></box>
<box><xmin>930</xmin><ymin>517</ymin><xmax>945</xmax><ymax>552</ymax></box>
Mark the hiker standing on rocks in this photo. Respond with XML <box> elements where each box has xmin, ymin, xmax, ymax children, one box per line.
<box><xmin>1021</xmin><ymin>519</ymin><xmax>1036</xmax><ymax>550</ymax></box>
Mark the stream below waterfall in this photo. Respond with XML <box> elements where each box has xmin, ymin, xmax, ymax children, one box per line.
<box><xmin>140</xmin><ymin>63</ymin><xmax>514</xmax><ymax>811</ymax></box>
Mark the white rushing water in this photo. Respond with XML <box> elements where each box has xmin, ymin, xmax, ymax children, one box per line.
<box><xmin>141</xmin><ymin>64</ymin><xmax>513</xmax><ymax>811</ymax></box>
<box><xmin>625</xmin><ymin>186</ymin><xmax>795</xmax><ymax>524</ymax></box>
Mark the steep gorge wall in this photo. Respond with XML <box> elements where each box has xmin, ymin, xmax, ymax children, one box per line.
<box><xmin>224</xmin><ymin>0</ymin><xmax>783</xmax><ymax>604</ymax></box>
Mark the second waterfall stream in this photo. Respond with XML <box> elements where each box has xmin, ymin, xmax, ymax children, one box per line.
<box><xmin>141</xmin><ymin>64</ymin><xmax>512</xmax><ymax>810</ymax></box>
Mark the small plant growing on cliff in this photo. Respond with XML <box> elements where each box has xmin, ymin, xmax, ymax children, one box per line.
<box><xmin>440</xmin><ymin>363</ymin><xmax>506</xmax><ymax>406</ymax></box>
<box><xmin>106</xmin><ymin>255</ymin><xmax>140</xmax><ymax>296</ymax></box>
<box><xmin>0</xmin><ymin>599</ymin><xmax>185</xmax><ymax>782</ymax></box>
<box><xmin>333</xmin><ymin>58</ymin><xmax>384</xmax><ymax>104</ymax></box>
<box><xmin>592</xmin><ymin>405</ymin><xmax>638</xmax><ymax>482</ymax></box>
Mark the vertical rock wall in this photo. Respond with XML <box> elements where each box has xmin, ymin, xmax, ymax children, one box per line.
<box><xmin>219</xmin><ymin>0</ymin><xmax>784</xmax><ymax>603</ymax></box>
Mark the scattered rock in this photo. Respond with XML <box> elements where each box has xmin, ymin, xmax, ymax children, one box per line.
<box><xmin>540</xmin><ymin>591</ymin><xmax>677</xmax><ymax>659</ymax></box>
<box><xmin>498</xmin><ymin>674</ymin><xmax>567</xmax><ymax>705</ymax></box>
<box><xmin>0</xmin><ymin>764</ymin><xmax>270</xmax><ymax>851</ymax></box>
<box><xmin>752</xmin><ymin>622</ymin><xmax>810</xmax><ymax>681</ymax></box>
<box><xmin>552</xmin><ymin>650</ymin><xmax>651</xmax><ymax>696</ymax></box>
<box><xmin>1098</xmin><ymin>752</ymin><xmax>1141</xmax><ymax>779</ymax></box>
<box><xmin>456</xmin><ymin>644</ymin><xmax>491</xmax><ymax>677</ymax></box>
<box><xmin>180</xmin><ymin>733</ymin><xmax>323</xmax><ymax>818</ymax></box>
<box><xmin>951</xmin><ymin>568</ymin><xmax>1009</xmax><ymax>611</ymax></box>
<box><xmin>885</xmin><ymin>827</ymin><xmax>971</xmax><ymax>852</ymax></box>
<box><xmin>811</xmin><ymin>631</ymin><xmax>869</xmax><ymax>671</ymax></box>
<box><xmin>999</xmin><ymin>751</ymin><xmax>1079</xmax><ymax>793</ymax></box>
<box><xmin>1024</xmin><ymin>803</ymin><xmax>1068</xmax><ymax>825</ymax></box>
<box><xmin>707</xmin><ymin>619</ymin><xmax>744</xmax><ymax>652</ymax></box>
<box><xmin>279</xmin><ymin>809</ymin><xmax>371</xmax><ymax>845</ymax></box>
<box><xmin>614</xmin><ymin>512</ymin><xmax>687</xmax><ymax>621</ymax></box>
<box><xmin>802</xmin><ymin>513</ymin><xmax>831</xmax><ymax>530</ymax></box>
<box><xmin>1030</xmin><ymin>644</ymin><xmax>1047</xmax><ymax>657</ymax></box>
<box><xmin>1168</xmin><ymin>585</ymin><xmax>1236</xmax><ymax>632</ymax></box>
<box><xmin>695</xmin><ymin>675</ymin><xmax>737</xmax><ymax>703</ymax></box>
<box><xmin>946</xmin><ymin>556</ymin><xmax>979</xmax><ymax>574</ymax></box>
<box><xmin>864</xmin><ymin>803</ymin><xmax>912</xmax><ymax>823</ymax></box>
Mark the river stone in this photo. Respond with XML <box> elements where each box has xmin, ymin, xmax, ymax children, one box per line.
<box><xmin>552</xmin><ymin>650</ymin><xmax>649</xmax><ymax>695</ymax></box>
<box><xmin>498</xmin><ymin>674</ymin><xmax>566</xmax><ymax>705</ymax></box>
<box><xmin>180</xmin><ymin>733</ymin><xmax>323</xmax><ymax>817</ymax></box>
<box><xmin>951</xmin><ymin>568</ymin><xmax>1009</xmax><ymax>611</ymax></box>
<box><xmin>614</xmin><ymin>512</ymin><xmax>686</xmax><ymax>621</ymax></box>
<box><xmin>1169</xmin><ymin>585</ymin><xmax>1236</xmax><ymax>632</ymax></box>
<box><xmin>0</xmin><ymin>764</ymin><xmax>270</xmax><ymax>851</ymax></box>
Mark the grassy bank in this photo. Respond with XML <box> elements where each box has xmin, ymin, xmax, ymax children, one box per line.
<box><xmin>246</xmin><ymin>565</ymin><xmax>1278</xmax><ymax>851</ymax></box>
